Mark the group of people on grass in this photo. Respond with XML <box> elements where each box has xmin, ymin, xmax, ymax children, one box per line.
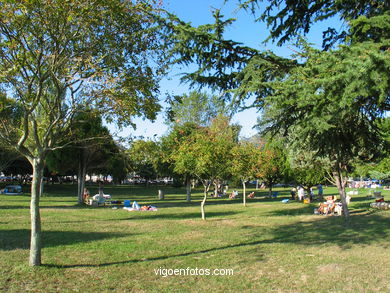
<box><xmin>290</xmin><ymin>184</ymin><xmax>323</xmax><ymax>202</ymax></box>
<box><xmin>290</xmin><ymin>184</ymin><xmax>347</xmax><ymax>215</ymax></box>
<box><xmin>82</xmin><ymin>181</ymin><xmax>111</xmax><ymax>206</ymax></box>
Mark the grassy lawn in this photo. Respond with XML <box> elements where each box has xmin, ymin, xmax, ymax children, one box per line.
<box><xmin>0</xmin><ymin>184</ymin><xmax>389</xmax><ymax>293</ymax></box>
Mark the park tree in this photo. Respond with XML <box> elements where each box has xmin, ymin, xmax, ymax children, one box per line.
<box><xmin>71</xmin><ymin>111</ymin><xmax>117</xmax><ymax>203</ymax></box>
<box><xmin>105</xmin><ymin>146</ymin><xmax>130</xmax><ymax>185</ymax></box>
<box><xmin>207</xmin><ymin>115</ymin><xmax>239</xmax><ymax>198</ymax></box>
<box><xmin>252</xmin><ymin>142</ymin><xmax>289</xmax><ymax>197</ymax></box>
<box><xmin>161</xmin><ymin>122</ymin><xmax>201</xmax><ymax>201</ymax></box>
<box><xmin>46</xmin><ymin>109</ymin><xmax>117</xmax><ymax>203</ymax></box>
<box><xmin>127</xmin><ymin>139</ymin><xmax>161</xmax><ymax>186</ymax></box>
<box><xmin>230</xmin><ymin>141</ymin><xmax>259</xmax><ymax>206</ymax></box>
<box><xmin>164</xmin><ymin>89</ymin><xmax>234</xmax><ymax>201</ymax></box>
<box><xmin>0</xmin><ymin>0</ymin><xmax>169</xmax><ymax>266</ymax></box>
<box><xmin>257</xmin><ymin>25</ymin><xmax>389</xmax><ymax>219</ymax></box>
<box><xmin>173</xmin><ymin>115</ymin><xmax>237</xmax><ymax>219</ymax></box>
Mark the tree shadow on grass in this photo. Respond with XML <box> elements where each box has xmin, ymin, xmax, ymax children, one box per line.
<box><xmin>265</xmin><ymin>196</ymin><xmax>381</xmax><ymax>217</ymax></box>
<box><xmin>265</xmin><ymin>204</ymin><xmax>315</xmax><ymax>216</ymax></box>
<box><xmin>0</xmin><ymin>205</ymin><xmax>30</xmax><ymax>210</ymax></box>
<box><xmin>0</xmin><ymin>201</ymin><xmax>101</xmax><ymax>210</ymax></box>
<box><xmin>44</xmin><ymin>212</ymin><xmax>390</xmax><ymax>268</ymax></box>
<box><xmin>269</xmin><ymin>213</ymin><xmax>390</xmax><ymax>249</ymax></box>
<box><xmin>0</xmin><ymin>230</ymin><xmax>129</xmax><ymax>251</ymax></box>
<box><xmin>120</xmin><ymin>211</ymin><xmax>241</xmax><ymax>221</ymax></box>
<box><xmin>48</xmin><ymin>211</ymin><xmax>242</xmax><ymax>224</ymax></box>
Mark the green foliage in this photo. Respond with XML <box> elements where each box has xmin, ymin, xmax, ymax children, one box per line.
<box><xmin>260</xmin><ymin>39</ymin><xmax>389</xmax><ymax>171</ymax></box>
<box><xmin>230</xmin><ymin>141</ymin><xmax>259</xmax><ymax>181</ymax></box>
<box><xmin>160</xmin><ymin>122</ymin><xmax>200</xmax><ymax>179</ymax></box>
<box><xmin>106</xmin><ymin>147</ymin><xmax>130</xmax><ymax>184</ymax></box>
<box><xmin>46</xmin><ymin>109</ymin><xmax>116</xmax><ymax>176</ymax></box>
<box><xmin>252</xmin><ymin>142</ymin><xmax>289</xmax><ymax>189</ymax></box>
<box><xmin>127</xmin><ymin>139</ymin><xmax>161</xmax><ymax>180</ymax></box>
<box><xmin>0</xmin><ymin>0</ymin><xmax>169</xmax><ymax>159</ymax></box>
<box><xmin>172</xmin><ymin>115</ymin><xmax>237</xmax><ymax>181</ymax></box>
<box><xmin>289</xmin><ymin>150</ymin><xmax>327</xmax><ymax>188</ymax></box>
<box><xmin>351</xmin><ymin>162</ymin><xmax>376</xmax><ymax>179</ymax></box>
<box><xmin>166</xmin><ymin>91</ymin><xmax>228</xmax><ymax>126</ymax></box>
<box><xmin>237</xmin><ymin>0</ymin><xmax>389</xmax><ymax>48</ymax></box>
<box><xmin>369</xmin><ymin>169</ymin><xmax>390</xmax><ymax>181</ymax></box>
<box><xmin>167</xmin><ymin>9</ymin><xmax>258</xmax><ymax>97</ymax></box>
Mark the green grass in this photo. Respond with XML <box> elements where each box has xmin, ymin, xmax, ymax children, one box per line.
<box><xmin>0</xmin><ymin>184</ymin><xmax>389</xmax><ymax>293</ymax></box>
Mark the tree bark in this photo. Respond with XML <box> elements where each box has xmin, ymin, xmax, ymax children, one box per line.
<box><xmin>29</xmin><ymin>158</ymin><xmax>44</xmax><ymax>266</ymax></box>
<box><xmin>213</xmin><ymin>180</ymin><xmax>219</xmax><ymax>197</ymax></box>
<box><xmin>201</xmin><ymin>181</ymin><xmax>210</xmax><ymax>220</ymax></box>
<box><xmin>333</xmin><ymin>167</ymin><xmax>350</xmax><ymax>221</ymax></box>
<box><xmin>77</xmin><ymin>150</ymin><xmax>87</xmax><ymax>204</ymax></box>
<box><xmin>268</xmin><ymin>183</ymin><xmax>273</xmax><ymax>197</ymax></box>
<box><xmin>40</xmin><ymin>176</ymin><xmax>44</xmax><ymax>196</ymax></box>
<box><xmin>242</xmin><ymin>179</ymin><xmax>246</xmax><ymax>207</ymax></box>
<box><xmin>186</xmin><ymin>177</ymin><xmax>191</xmax><ymax>202</ymax></box>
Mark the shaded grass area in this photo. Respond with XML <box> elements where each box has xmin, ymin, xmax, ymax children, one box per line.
<box><xmin>0</xmin><ymin>185</ymin><xmax>389</xmax><ymax>292</ymax></box>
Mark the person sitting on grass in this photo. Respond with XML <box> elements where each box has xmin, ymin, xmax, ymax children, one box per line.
<box><xmin>83</xmin><ymin>188</ymin><xmax>90</xmax><ymax>204</ymax></box>
<box><xmin>317</xmin><ymin>196</ymin><xmax>336</xmax><ymax>215</ymax></box>
<box><xmin>247</xmin><ymin>192</ymin><xmax>255</xmax><ymax>199</ymax></box>
<box><xmin>229</xmin><ymin>190</ymin><xmax>238</xmax><ymax>199</ymax></box>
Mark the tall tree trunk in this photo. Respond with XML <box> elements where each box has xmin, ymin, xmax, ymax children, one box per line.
<box><xmin>186</xmin><ymin>176</ymin><xmax>191</xmax><ymax>202</ymax></box>
<box><xmin>256</xmin><ymin>179</ymin><xmax>259</xmax><ymax>190</ymax></box>
<box><xmin>77</xmin><ymin>172</ymin><xmax>82</xmax><ymax>203</ymax></box>
<box><xmin>201</xmin><ymin>181</ymin><xmax>210</xmax><ymax>220</ymax></box>
<box><xmin>39</xmin><ymin>176</ymin><xmax>44</xmax><ymax>196</ymax></box>
<box><xmin>242</xmin><ymin>179</ymin><xmax>246</xmax><ymax>207</ymax></box>
<box><xmin>214</xmin><ymin>181</ymin><xmax>218</xmax><ymax>197</ymax></box>
<box><xmin>158</xmin><ymin>189</ymin><xmax>164</xmax><ymax>200</ymax></box>
<box><xmin>268</xmin><ymin>183</ymin><xmax>273</xmax><ymax>197</ymax></box>
<box><xmin>29</xmin><ymin>158</ymin><xmax>44</xmax><ymax>266</ymax></box>
<box><xmin>333</xmin><ymin>166</ymin><xmax>350</xmax><ymax>221</ymax></box>
<box><xmin>77</xmin><ymin>150</ymin><xmax>87</xmax><ymax>204</ymax></box>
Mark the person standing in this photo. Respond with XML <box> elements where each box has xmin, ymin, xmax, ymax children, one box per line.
<box><xmin>318</xmin><ymin>184</ymin><xmax>323</xmax><ymax>201</ymax></box>
<box><xmin>298</xmin><ymin>186</ymin><xmax>305</xmax><ymax>201</ymax></box>
<box><xmin>290</xmin><ymin>187</ymin><xmax>296</xmax><ymax>200</ymax></box>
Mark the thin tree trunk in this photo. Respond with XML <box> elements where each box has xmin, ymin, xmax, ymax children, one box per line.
<box><xmin>213</xmin><ymin>180</ymin><xmax>219</xmax><ymax>197</ymax></box>
<box><xmin>333</xmin><ymin>167</ymin><xmax>350</xmax><ymax>221</ymax></box>
<box><xmin>186</xmin><ymin>176</ymin><xmax>191</xmax><ymax>202</ymax></box>
<box><xmin>201</xmin><ymin>181</ymin><xmax>210</xmax><ymax>220</ymax></box>
<box><xmin>256</xmin><ymin>179</ymin><xmax>259</xmax><ymax>190</ymax></box>
<box><xmin>39</xmin><ymin>176</ymin><xmax>44</xmax><ymax>196</ymax></box>
<box><xmin>77</xmin><ymin>151</ymin><xmax>87</xmax><ymax>204</ymax></box>
<box><xmin>77</xmin><ymin>162</ymin><xmax>82</xmax><ymax>203</ymax></box>
<box><xmin>268</xmin><ymin>183</ymin><xmax>273</xmax><ymax>197</ymax></box>
<box><xmin>242</xmin><ymin>179</ymin><xmax>246</xmax><ymax>207</ymax></box>
<box><xmin>29</xmin><ymin>158</ymin><xmax>44</xmax><ymax>266</ymax></box>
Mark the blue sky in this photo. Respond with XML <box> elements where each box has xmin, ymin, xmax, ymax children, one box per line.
<box><xmin>114</xmin><ymin>0</ymin><xmax>344</xmax><ymax>140</ymax></box>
